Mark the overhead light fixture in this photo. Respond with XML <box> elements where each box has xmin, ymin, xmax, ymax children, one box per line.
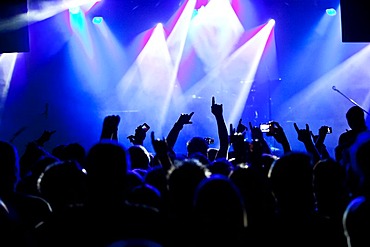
<box><xmin>92</xmin><ymin>16</ymin><xmax>103</xmax><ymax>24</ymax></box>
<box><xmin>326</xmin><ymin>8</ymin><xmax>337</xmax><ymax>16</ymax></box>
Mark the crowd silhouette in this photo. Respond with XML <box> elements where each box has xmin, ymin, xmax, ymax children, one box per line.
<box><xmin>0</xmin><ymin>97</ymin><xmax>369</xmax><ymax>247</ymax></box>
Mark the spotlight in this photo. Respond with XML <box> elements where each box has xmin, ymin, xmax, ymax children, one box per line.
<box><xmin>92</xmin><ymin>16</ymin><xmax>103</xmax><ymax>24</ymax></box>
<box><xmin>326</xmin><ymin>8</ymin><xmax>336</xmax><ymax>16</ymax></box>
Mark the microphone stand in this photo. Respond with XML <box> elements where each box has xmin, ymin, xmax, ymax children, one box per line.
<box><xmin>332</xmin><ymin>86</ymin><xmax>369</xmax><ymax>115</ymax></box>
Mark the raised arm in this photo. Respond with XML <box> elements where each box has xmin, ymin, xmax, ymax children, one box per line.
<box><xmin>211</xmin><ymin>96</ymin><xmax>229</xmax><ymax>159</ymax></box>
<box><xmin>151</xmin><ymin>131</ymin><xmax>174</xmax><ymax>172</ymax></box>
<box><xmin>127</xmin><ymin>123</ymin><xmax>150</xmax><ymax>146</ymax></box>
<box><xmin>166</xmin><ymin>112</ymin><xmax>194</xmax><ymax>151</ymax></box>
<box><xmin>249</xmin><ymin>122</ymin><xmax>271</xmax><ymax>154</ymax></box>
<box><xmin>268</xmin><ymin>121</ymin><xmax>291</xmax><ymax>153</ymax></box>
<box><xmin>100</xmin><ymin>115</ymin><xmax>120</xmax><ymax>141</ymax></box>
<box><xmin>294</xmin><ymin>122</ymin><xmax>321</xmax><ymax>163</ymax></box>
<box><xmin>229</xmin><ymin>122</ymin><xmax>249</xmax><ymax>165</ymax></box>
<box><xmin>312</xmin><ymin>125</ymin><xmax>331</xmax><ymax>160</ymax></box>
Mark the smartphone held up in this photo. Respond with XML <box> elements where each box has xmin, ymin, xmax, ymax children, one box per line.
<box><xmin>140</xmin><ymin>123</ymin><xmax>150</xmax><ymax>132</ymax></box>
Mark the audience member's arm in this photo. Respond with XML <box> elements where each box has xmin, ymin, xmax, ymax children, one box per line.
<box><xmin>100</xmin><ymin>115</ymin><xmax>120</xmax><ymax>141</ymax></box>
<box><xmin>294</xmin><ymin>122</ymin><xmax>321</xmax><ymax>163</ymax></box>
<box><xmin>151</xmin><ymin>131</ymin><xmax>174</xmax><ymax>172</ymax></box>
<box><xmin>313</xmin><ymin>125</ymin><xmax>331</xmax><ymax>160</ymax></box>
<box><xmin>230</xmin><ymin>123</ymin><xmax>249</xmax><ymax>164</ymax></box>
<box><xmin>211</xmin><ymin>96</ymin><xmax>229</xmax><ymax>159</ymax></box>
<box><xmin>166</xmin><ymin>112</ymin><xmax>194</xmax><ymax>151</ymax></box>
<box><xmin>35</xmin><ymin>130</ymin><xmax>57</xmax><ymax>147</ymax></box>
<box><xmin>19</xmin><ymin>130</ymin><xmax>56</xmax><ymax>178</ymax></box>
<box><xmin>127</xmin><ymin>123</ymin><xmax>149</xmax><ymax>146</ymax></box>
<box><xmin>249</xmin><ymin>122</ymin><xmax>271</xmax><ymax>154</ymax></box>
<box><xmin>269</xmin><ymin>121</ymin><xmax>291</xmax><ymax>153</ymax></box>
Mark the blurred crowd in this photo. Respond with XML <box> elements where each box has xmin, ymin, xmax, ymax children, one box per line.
<box><xmin>0</xmin><ymin>96</ymin><xmax>369</xmax><ymax>247</ymax></box>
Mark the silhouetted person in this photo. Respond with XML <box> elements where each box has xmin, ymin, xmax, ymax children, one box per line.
<box><xmin>192</xmin><ymin>174</ymin><xmax>248</xmax><ymax>247</ymax></box>
<box><xmin>336</xmin><ymin>106</ymin><xmax>368</xmax><ymax>197</ymax></box>
<box><xmin>166</xmin><ymin>159</ymin><xmax>209</xmax><ymax>247</ymax></box>
<box><xmin>16</xmin><ymin>155</ymin><xmax>59</xmax><ymax>196</ymax></box>
<box><xmin>313</xmin><ymin>158</ymin><xmax>349</xmax><ymax>247</ymax></box>
<box><xmin>343</xmin><ymin>131</ymin><xmax>370</xmax><ymax>247</ymax></box>
<box><xmin>229</xmin><ymin>165</ymin><xmax>276</xmax><ymax>246</ymax></box>
<box><xmin>34</xmin><ymin>160</ymin><xmax>88</xmax><ymax>247</ymax></box>
<box><xmin>268</xmin><ymin>151</ymin><xmax>321</xmax><ymax>246</ymax></box>
<box><xmin>336</xmin><ymin>105</ymin><xmax>368</xmax><ymax>163</ymax></box>
<box><xmin>128</xmin><ymin>144</ymin><xmax>152</xmax><ymax>177</ymax></box>
<box><xmin>84</xmin><ymin>140</ymin><xmax>131</xmax><ymax>246</ymax></box>
<box><xmin>0</xmin><ymin>140</ymin><xmax>52</xmax><ymax>247</ymax></box>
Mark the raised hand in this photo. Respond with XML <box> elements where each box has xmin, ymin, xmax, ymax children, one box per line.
<box><xmin>151</xmin><ymin>131</ymin><xmax>173</xmax><ymax>171</ymax></box>
<box><xmin>313</xmin><ymin>125</ymin><xmax>331</xmax><ymax>159</ymax></box>
<box><xmin>176</xmin><ymin>112</ymin><xmax>194</xmax><ymax>126</ymax></box>
<box><xmin>310</xmin><ymin>131</ymin><xmax>318</xmax><ymax>144</ymax></box>
<box><xmin>36</xmin><ymin>130</ymin><xmax>57</xmax><ymax>146</ymax></box>
<box><xmin>127</xmin><ymin>123</ymin><xmax>148</xmax><ymax>145</ymax></box>
<box><xmin>268</xmin><ymin>121</ymin><xmax>291</xmax><ymax>153</ymax></box>
<box><xmin>249</xmin><ymin>122</ymin><xmax>263</xmax><ymax>141</ymax></box>
<box><xmin>268</xmin><ymin>122</ymin><xmax>285</xmax><ymax>142</ymax></box>
<box><xmin>294</xmin><ymin>122</ymin><xmax>320</xmax><ymax>162</ymax></box>
<box><xmin>229</xmin><ymin>123</ymin><xmax>239</xmax><ymax>144</ymax></box>
<box><xmin>230</xmin><ymin>119</ymin><xmax>247</xmax><ymax>144</ymax></box>
<box><xmin>100</xmin><ymin>115</ymin><xmax>120</xmax><ymax>141</ymax></box>
<box><xmin>211</xmin><ymin>96</ymin><xmax>223</xmax><ymax>117</ymax></box>
<box><xmin>236</xmin><ymin>118</ymin><xmax>248</xmax><ymax>133</ymax></box>
<box><xmin>211</xmin><ymin>96</ymin><xmax>228</xmax><ymax>159</ymax></box>
<box><xmin>318</xmin><ymin>126</ymin><xmax>330</xmax><ymax>139</ymax></box>
<box><xmin>167</xmin><ymin>112</ymin><xmax>195</xmax><ymax>150</ymax></box>
<box><xmin>230</xmin><ymin>123</ymin><xmax>235</xmax><ymax>137</ymax></box>
<box><xmin>294</xmin><ymin>123</ymin><xmax>312</xmax><ymax>144</ymax></box>
<box><xmin>103</xmin><ymin>115</ymin><xmax>120</xmax><ymax>130</ymax></box>
<box><xmin>151</xmin><ymin>131</ymin><xmax>168</xmax><ymax>157</ymax></box>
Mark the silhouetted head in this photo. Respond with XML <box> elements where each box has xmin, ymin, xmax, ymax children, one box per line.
<box><xmin>168</xmin><ymin>159</ymin><xmax>209</xmax><ymax>213</ymax></box>
<box><xmin>37</xmin><ymin>159</ymin><xmax>87</xmax><ymax>210</ymax></box>
<box><xmin>313</xmin><ymin>158</ymin><xmax>346</xmax><ymax>194</ymax></box>
<box><xmin>207</xmin><ymin>158</ymin><xmax>233</xmax><ymax>176</ymax></box>
<box><xmin>186</xmin><ymin>137</ymin><xmax>209</xmax><ymax>157</ymax></box>
<box><xmin>229</xmin><ymin>165</ymin><xmax>275</xmax><ymax>228</ymax></box>
<box><xmin>85</xmin><ymin>140</ymin><xmax>129</xmax><ymax>205</ymax></box>
<box><xmin>268</xmin><ymin>152</ymin><xmax>314</xmax><ymax>211</ymax></box>
<box><xmin>207</xmin><ymin>148</ymin><xmax>218</xmax><ymax>162</ymax></box>
<box><xmin>188</xmin><ymin>152</ymin><xmax>210</xmax><ymax>166</ymax></box>
<box><xmin>145</xmin><ymin>166</ymin><xmax>168</xmax><ymax>197</ymax></box>
<box><xmin>128</xmin><ymin>145</ymin><xmax>151</xmax><ymax>170</ymax></box>
<box><xmin>126</xmin><ymin>183</ymin><xmax>161</xmax><ymax>211</ymax></box>
<box><xmin>313</xmin><ymin>158</ymin><xmax>348</xmax><ymax>213</ymax></box>
<box><xmin>192</xmin><ymin>174</ymin><xmax>247</xmax><ymax>246</ymax></box>
<box><xmin>346</xmin><ymin>106</ymin><xmax>366</xmax><ymax>131</ymax></box>
<box><xmin>61</xmin><ymin>142</ymin><xmax>87</xmax><ymax>169</ymax></box>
